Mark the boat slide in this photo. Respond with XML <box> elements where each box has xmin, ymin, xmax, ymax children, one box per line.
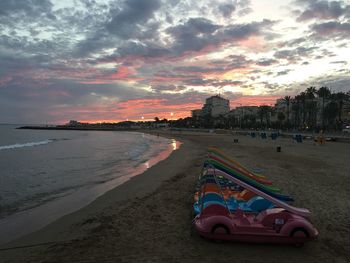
<box><xmin>208</xmin><ymin>147</ymin><xmax>266</xmax><ymax>178</ymax></box>
<box><xmin>205</xmin><ymin>158</ymin><xmax>283</xmax><ymax>194</ymax></box>
<box><xmin>208</xmin><ymin>152</ymin><xmax>272</xmax><ymax>185</ymax></box>
<box><xmin>207</xmin><ymin>168</ymin><xmax>310</xmax><ymax>218</ymax></box>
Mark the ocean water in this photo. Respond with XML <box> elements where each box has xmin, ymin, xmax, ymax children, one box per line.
<box><xmin>0</xmin><ymin>125</ymin><xmax>179</xmax><ymax>244</ymax></box>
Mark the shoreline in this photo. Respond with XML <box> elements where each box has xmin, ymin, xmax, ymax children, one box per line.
<box><xmin>1</xmin><ymin>134</ymin><xmax>202</xmax><ymax>256</ymax></box>
<box><xmin>0</xmin><ymin>132</ymin><xmax>181</xmax><ymax>246</ymax></box>
<box><xmin>2</xmin><ymin>131</ymin><xmax>350</xmax><ymax>262</ymax></box>
<box><xmin>17</xmin><ymin>125</ymin><xmax>350</xmax><ymax>143</ymax></box>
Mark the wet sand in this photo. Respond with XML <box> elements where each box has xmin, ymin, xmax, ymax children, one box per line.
<box><xmin>1</xmin><ymin>131</ymin><xmax>350</xmax><ymax>263</ymax></box>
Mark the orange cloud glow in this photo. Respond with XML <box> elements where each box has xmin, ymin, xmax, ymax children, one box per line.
<box><xmin>116</xmin><ymin>98</ymin><xmax>200</xmax><ymax>120</ymax></box>
<box><xmin>48</xmin><ymin>98</ymin><xmax>202</xmax><ymax>124</ymax></box>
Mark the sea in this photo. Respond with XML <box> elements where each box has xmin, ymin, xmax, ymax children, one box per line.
<box><xmin>0</xmin><ymin>124</ymin><xmax>179</xmax><ymax>245</ymax></box>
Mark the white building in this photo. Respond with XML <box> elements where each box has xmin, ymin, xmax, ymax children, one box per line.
<box><xmin>202</xmin><ymin>95</ymin><xmax>230</xmax><ymax>117</ymax></box>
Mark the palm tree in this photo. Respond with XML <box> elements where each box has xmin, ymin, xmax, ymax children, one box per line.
<box><xmin>305</xmin><ymin>88</ymin><xmax>318</xmax><ymax>129</ymax></box>
<box><xmin>291</xmin><ymin>98</ymin><xmax>300</xmax><ymax>129</ymax></box>
<box><xmin>295</xmin><ymin>92</ymin><xmax>306</xmax><ymax>128</ymax></box>
<box><xmin>324</xmin><ymin>101</ymin><xmax>338</xmax><ymax>128</ymax></box>
<box><xmin>334</xmin><ymin>92</ymin><xmax>349</xmax><ymax>123</ymax></box>
<box><xmin>298</xmin><ymin>92</ymin><xmax>306</xmax><ymax>129</ymax></box>
<box><xmin>306</xmin><ymin>86</ymin><xmax>317</xmax><ymax>98</ymax></box>
<box><xmin>283</xmin><ymin>96</ymin><xmax>291</xmax><ymax>126</ymax></box>
<box><xmin>277</xmin><ymin>112</ymin><xmax>286</xmax><ymax>128</ymax></box>
<box><xmin>260</xmin><ymin>106</ymin><xmax>272</xmax><ymax>127</ymax></box>
<box><xmin>317</xmin><ymin>87</ymin><xmax>331</xmax><ymax>130</ymax></box>
<box><xmin>258</xmin><ymin>106</ymin><xmax>265</xmax><ymax>126</ymax></box>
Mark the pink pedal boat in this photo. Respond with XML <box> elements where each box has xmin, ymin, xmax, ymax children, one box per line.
<box><xmin>193</xmin><ymin>166</ymin><xmax>318</xmax><ymax>245</ymax></box>
<box><xmin>194</xmin><ymin>204</ymin><xmax>318</xmax><ymax>245</ymax></box>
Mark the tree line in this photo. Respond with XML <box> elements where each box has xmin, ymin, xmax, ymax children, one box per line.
<box><xmin>169</xmin><ymin>87</ymin><xmax>349</xmax><ymax>131</ymax></box>
<box><xmin>278</xmin><ymin>87</ymin><xmax>349</xmax><ymax>131</ymax></box>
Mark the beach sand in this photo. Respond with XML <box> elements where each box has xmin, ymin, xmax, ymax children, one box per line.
<box><xmin>1</xmin><ymin>131</ymin><xmax>350</xmax><ymax>263</ymax></box>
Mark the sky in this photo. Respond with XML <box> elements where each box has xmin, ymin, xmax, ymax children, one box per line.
<box><xmin>0</xmin><ymin>0</ymin><xmax>350</xmax><ymax>124</ymax></box>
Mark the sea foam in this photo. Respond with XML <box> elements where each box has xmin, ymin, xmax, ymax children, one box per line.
<box><xmin>0</xmin><ymin>139</ymin><xmax>54</xmax><ymax>150</ymax></box>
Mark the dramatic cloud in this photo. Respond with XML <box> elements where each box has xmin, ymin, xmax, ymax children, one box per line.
<box><xmin>295</xmin><ymin>0</ymin><xmax>350</xmax><ymax>21</ymax></box>
<box><xmin>166</xmin><ymin>17</ymin><xmax>221</xmax><ymax>54</ymax></box>
<box><xmin>274</xmin><ymin>46</ymin><xmax>318</xmax><ymax>63</ymax></box>
<box><xmin>116</xmin><ymin>41</ymin><xmax>170</xmax><ymax>58</ymax></box>
<box><xmin>218</xmin><ymin>2</ymin><xmax>237</xmax><ymax>18</ymax></box>
<box><xmin>165</xmin><ymin>18</ymin><xmax>273</xmax><ymax>57</ymax></box>
<box><xmin>312</xmin><ymin>21</ymin><xmax>350</xmax><ymax>38</ymax></box>
<box><xmin>0</xmin><ymin>0</ymin><xmax>54</xmax><ymax>19</ymax></box>
<box><xmin>106</xmin><ymin>0</ymin><xmax>161</xmax><ymax>39</ymax></box>
<box><xmin>0</xmin><ymin>0</ymin><xmax>349</xmax><ymax>123</ymax></box>
<box><xmin>256</xmin><ymin>58</ymin><xmax>278</xmax><ymax>67</ymax></box>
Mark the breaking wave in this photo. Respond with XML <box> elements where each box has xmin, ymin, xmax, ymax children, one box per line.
<box><xmin>0</xmin><ymin>139</ymin><xmax>54</xmax><ymax>151</ymax></box>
